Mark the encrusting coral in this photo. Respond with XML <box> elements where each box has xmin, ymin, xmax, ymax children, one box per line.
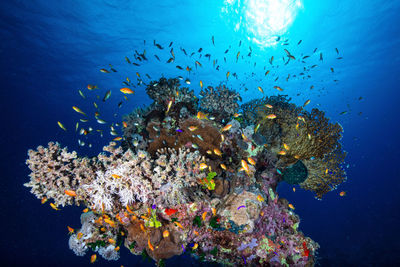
<box><xmin>24</xmin><ymin>75</ymin><xmax>347</xmax><ymax>266</ymax></box>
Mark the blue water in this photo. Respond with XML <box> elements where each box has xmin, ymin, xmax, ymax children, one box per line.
<box><xmin>1</xmin><ymin>0</ymin><xmax>399</xmax><ymax>266</ymax></box>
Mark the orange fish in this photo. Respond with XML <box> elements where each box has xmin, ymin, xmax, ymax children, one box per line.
<box><xmin>188</xmin><ymin>126</ymin><xmax>198</xmax><ymax>131</ymax></box>
<box><xmin>113</xmin><ymin>137</ymin><xmax>123</xmax><ymax>141</ymax></box>
<box><xmin>277</xmin><ymin>150</ymin><xmax>287</xmax><ymax>155</ymax></box>
<box><xmin>303</xmin><ymin>99</ymin><xmax>311</xmax><ymax>106</ymax></box>
<box><xmin>220</xmin><ymin>163</ymin><xmax>227</xmax><ymax>170</ymax></box>
<box><xmin>67</xmin><ymin>226</ymin><xmax>74</xmax><ymax>234</ymax></box>
<box><xmin>87</xmin><ymin>84</ymin><xmax>98</xmax><ymax>90</ymax></box>
<box><xmin>233</xmin><ymin>113</ymin><xmax>241</xmax><ymax>118</ymax></box>
<box><xmin>165</xmin><ymin>208</ymin><xmax>178</xmax><ymax>216</ymax></box>
<box><xmin>288</xmin><ymin>203</ymin><xmax>295</xmax><ymax>210</ymax></box>
<box><xmin>194</xmin><ymin>230</ymin><xmax>199</xmax><ymax>236</ymax></box>
<box><xmin>199</xmin><ymin>163</ymin><xmax>208</xmax><ymax>170</ymax></box>
<box><xmin>247</xmin><ymin>157</ymin><xmax>256</xmax><ymax>166</ymax></box>
<box><xmin>339</xmin><ymin>191</ymin><xmax>346</xmax><ymax>197</ymax></box>
<box><xmin>77</xmin><ymin>232</ymin><xmax>83</xmax><ymax>240</ymax></box>
<box><xmin>265</xmin><ymin>104</ymin><xmax>273</xmax><ymax>109</ymax></box>
<box><xmin>114</xmin><ymin>246</ymin><xmax>120</xmax><ymax>251</ymax></box>
<box><xmin>112</xmin><ymin>174</ymin><xmax>121</xmax><ymax>179</ymax></box>
<box><xmin>197</xmin><ymin>111</ymin><xmax>208</xmax><ymax>120</ymax></box>
<box><xmin>195</xmin><ymin>61</ymin><xmax>202</xmax><ymax>67</ymax></box>
<box><xmin>283</xmin><ymin>143</ymin><xmax>290</xmax><ymax>150</ymax></box>
<box><xmin>82</xmin><ymin>208</ymin><xmax>89</xmax><ymax>213</ymax></box>
<box><xmin>41</xmin><ymin>197</ymin><xmax>48</xmax><ymax>204</ymax></box>
<box><xmin>221</xmin><ymin>124</ymin><xmax>232</xmax><ymax>132</ymax></box>
<box><xmin>64</xmin><ymin>190</ymin><xmax>77</xmax><ymax>197</ymax></box>
<box><xmin>90</xmin><ymin>254</ymin><xmax>97</xmax><ymax>263</ymax></box>
<box><xmin>274</xmin><ymin>86</ymin><xmax>283</xmax><ymax>91</ymax></box>
<box><xmin>266</xmin><ymin>114</ymin><xmax>277</xmax><ymax>119</ymax></box>
<box><xmin>148</xmin><ymin>238</ymin><xmax>154</xmax><ymax>251</ymax></box>
<box><xmin>241</xmin><ymin>160</ymin><xmax>250</xmax><ymax>174</ymax></box>
<box><xmin>120</xmin><ymin>87</ymin><xmax>134</xmax><ymax>94</ymax></box>
<box><xmin>122</xmin><ymin>121</ymin><xmax>128</xmax><ymax>128</ymax></box>
<box><xmin>202</xmin><ymin>211</ymin><xmax>207</xmax><ymax>221</ymax></box>
<box><xmin>226</xmin><ymin>71</ymin><xmax>230</xmax><ymax>79</ymax></box>
<box><xmin>200</xmin><ymin>80</ymin><xmax>203</xmax><ymax>89</ymax></box>
<box><xmin>213</xmin><ymin>148</ymin><xmax>222</xmax><ymax>156</ymax></box>
<box><xmin>108</xmin><ymin>238</ymin><xmax>116</xmax><ymax>244</ymax></box>
<box><xmin>212</xmin><ymin>207</ymin><xmax>216</xmax><ymax>216</ymax></box>
<box><xmin>257</xmin><ymin>86</ymin><xmax>264</xmax><ymax>94</ymax></box>
<box><xmin>104</xmin><ymin>218</ymin><xmax>116</xmax><ymax>227</ymax></box>
<box><xmin>163</xmin><ymin>230</ymin><xmax>170</xmax><ymax>238</ymax></box>
<box><xmin>174</xmin><ymin>221</ymin><xmax>184</xmax><ymax>229</ymax></box>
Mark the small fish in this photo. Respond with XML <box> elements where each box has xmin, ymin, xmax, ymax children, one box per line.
<box><xmin>265</xmin><ymin>70</ymin><xmax>270</xmax><ymax>76</ymax></box>
<box><xmin>87</xmin><ymin>84</ymin><xmax>98</xmax><ymax>90</ymax></box>
<box><xmin>247</xmin><ymin>157</ymin><xmax>256</xmax><ymax>166</ymax></box>
<box><xmin>199</xmin><ymin>80</ymin><xmax>203</xmax><ymax>89</ymax></box>
<box><xmin>41</xmin><ymin>197</ymin><xmax>48</xmax><ymax>204</ymax></box>
<box><xmin>50</xmin><ymin>203</ymin><xmax>59</xmax><ymax>210</ymax></box>
<box><xmin>192</xmin><ymin>143</ymin><xmax>199</xmax><ymax>149</ymax></box>
<box><xmin>125</xmin><ymin>56</ymin><xmax>131</xmax><ymax>63</ymax></box>
<box><xmin>78</xmin><ymin>90</ymin><xmax>85</xmax><ymax>99</ymax></box>
<box><xmin>83</xmin><ymin>208</ymin><xmax>89</xmax><ymax>213</ymax></box>
<box><xmin>213</xmin><ymin>148</ymin><xmax>222</xmax><ymax>156</ymax></box>
<box><xmin>303</xmin><ymin>99</ymin><xmax>311</xmax><ymax>107</ymax></box>
<box><xmin>340</xmin><ymin>111</ymin><xmax>348</xmax><ymax>115</ymax></box>
<box><xmin>195</xmin><ymin>61</ymin><xmax>202</xmax><ymax>67</ymax></box>
<box><xmin>166</xmin><ymin>100</ymin><xmax>173</xmax><ymax>114</ymax></box>
<box><xmin>307</xmin><ymin>133</ymin><xmax>312</xmax><ymax>140</ymax></box>
<box><xmin>257</xmin><ymin>195</ymin><xmax>264</xmax><ymax>202</ymax></box>
<box><xmin>166</xmin><ymin>57</ymin><xmax>174</xmax><ymax>63</ymax></box>
<box><xmin>298</xmin><ymin>40</ymin><xmax>302</xmax><ymax>45</ymax></box>
<box><xmin>236</xmin><ymin>51</ymin><xmax>240</xmax><ymax>61</ymax></box>
<box><xmin>226</xmin><ymin>71</ymin><xmax>230</xmax><ymax>79</ymax></box>
<box><xmin>188</xmin><ymin>126</ymin><xmax>198</xmax><ymax>131</ymax></box>
<box><xmin>320</xmin><ymin>52</ymin><xmax>323</xmax><ymax>61</ymax></box>
<box><xmin>199</xmin><ymin>163</ymin><xmax>208</xmax><ymax>170</ymax></box>
<box><xmin>339</xmin><ymin>191</ymin><xmax>346</xmax><ymax>197</ymax></box>
<box><xmin>196</xmin><ymin>111</ymin><xmax>208</xmax><ymax>120</ymax></box>
<box><xmin>120</xmin><ymin>87</ymin><xmax>134</xmax><ymax>94</ymax></box>
<box><xmin>220</xmin><ymin>164</ymin><xmax>227</xmax><ymax>170</ymax></box>
<box><xmin>241</xmin><ymin>159</ymin><xmax>250</xmax><ymax>174</ymax></box>
<box><xmin>257</xmin><ymin>86</ymin><xmax>264</xmax><ymax>94</ymax></box>
<box><xmin>57</xmin><ymin>121</ymin><xmax>67</xmax><ymax>131</ymax></box>
<box><xmin>212</xmin><ymin>36</ymin><xmax>215</xmax><ymax>45</ymax></box>
<box><xmin>100</xmin><ymin>68</ymin><xmax>110</xmax><ymax>73</ymax></box>
<box><xmin>293</xmin><ymin>187</ymin><xmax>296</xmax><ymax>192</ymax></box>
<box><xmin>103</xmin><ymin>90</ymin><xmax>111</xmax><ymax>102</ymax></box>
<box><xmin>64</xmin><ymin>190</ymin><xmax>77</xmax><ymax>197</ymax></box>
<box><xmin>277</xmin><ymin>150</ymin><xmax>286</xmax><ymax>155</ymax></box>
<box><xmin>206</xmin><ymin>150</ymin><xmax>212</xmax><ymax>155</ymax></box>
<box><xmin>274</xmin><ymin>86</ymin><xmax>283</xmax><ymax>91</ymax></box>
<box><xmin>90</xmin><ymin>254</ymin><xmax>97</xmax><ymax>264</ymax></box>
<box><xmin>221</xmin><ymin>124</ymin><xmax>232</xmax><ymax>132</ymax></box>
<box><xmin>266</xmin><ymin>114</ymin><xmax>277</xmax><ymax>119</ymax></box>
<box><xmin>269</xmin><ymin>56</ymin><xmax>274</xmax><ymax>65</ymax></box>
<box><xmin>254</xmin><ymin>123</ymin><xmax>260</xmax><ymax>133</ymax></box>
<box><xmin>77</xmin><ymin>232</ymin><xmax>83</xmax><ymax>240</ymax></box>
<box><xmin>335</xmin><ymin>48</ymin><xmax>339</xmax><ymax>54</ymax></box>
<box><xmin>212</xmin><ymin>207</ymin><xmax>216</xmax><ymax>216</ymax></box>
<box><xmin>165</xmin><ymin>208</ymin><xmax>178</xmax><ymax>216</ymax></box>
<box><xmin>202</xmin><ymin>211</ymin><xmax>207</xmax><ymax>221</ymax></box>
<box><xmin>97</xmin><ymin>119</ymin><xmax>106</xmax><ymax>124</ymax></box>
<box><xmin>283</xmin><ymin>143</ymin><xmax>290</xmax><ymax>150</ymax></box>
<box><xmin>185</xmin><ymin>78</ymin><xmax>191</xmax><ymax>85</ymax></box>
<box><xmin>67</xmin><ymin>226</ymin><xmax>74</xmax><ymax>234</ymax></box>
<box><xmin>108</xmin><ymin>238</ymin><xmax>116</xmax><ymax>244</ymax></box>
<box><xmin>265</xmin><ymin>104</ymin><xmax>273</xmax><ymax>109</ymax></box>
<box><xmin>174</xmin><ymin>221</ymin><xmax>184</xmax><ymax>229</ymax></box>
<box><xmin>192</xmin><ymin>243</ymin><xmax>198</xmax><ymax>250</ymax></box>
<box><xmin>113</xmin><ymin>137</ymin><xmax>122</xmax><ymax>141</ymax></box>
<box><xmin>163</xmin><ymin>230</ymin><xmax>170</xmax><ymax>238</ymax></box>
<box><xmin>72</xmin><ymin>106</ymin><xmax>86</xmax><ymax>116</ymax></box>
<box><xmin>330</xmin><ymin>67</ymin><xmax>334</xmax><ymax>73</ymax></box>
<box><xmin>288</xmin><ymin>203</ymin><xmax>295</xmax><ymax>210</ymax></box>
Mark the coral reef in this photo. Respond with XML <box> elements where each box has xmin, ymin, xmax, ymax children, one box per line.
<box><xmin>24</xmin><ymin>75</ymin><xmax>348</xmax><ymax>266</ymax></box>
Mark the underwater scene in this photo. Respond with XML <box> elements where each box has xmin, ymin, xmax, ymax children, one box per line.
<box><xmin>1</xmin><ymin>0</ymin><xmax>399</xmax><ymax>266</ymax></box>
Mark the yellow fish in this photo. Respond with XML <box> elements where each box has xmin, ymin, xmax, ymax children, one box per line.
<box><xmin>212</xmin><ymin>207</ymin><xmax>216</xmax><ymax>216</ymax></box>
<box><xmin>57</xmin><ymin>121</ymin><xmax>67</xmax><ymax>131</ymax></box>
<box><xmin>50</xmin><ymin>203</ymin><xmax>59</xmax><ymax>210</ymax></box>
<box><xmin>283</xmin><ymin>143</ymin><xmax>290</xmax><ymax>150</ymax></box>
<box><xmin>241</xmin><ymin>160</ymin><xmax>250</xmax><ymax>174</ymax></box>
<box><xmin>72</xmin><ymin>106</ymin><xmax>86</xmax><ymax>116</ymax></box>
<box><xmin>288</xmin><ymin>203</ymin><xmax>295</xmax><ymax>210</ymax></box>
<box><xmin>226</xmin><ymin>71</ymin><xmax>230</xmax><ymax>79</ymax></box>
<box><xmin>200</xmin><ymin>80</ymin><xmax>203</xmax><ymax>89</ymax></box>
<box><xmin>112</xmin><ymin>174</ymin><xmax>121</xmax><ymax>179</ymax></box>
<box><xmin>41</xmin><ymin>197</ymin><xmax>48</xmax><ymax>204</ymax></box>
<box><xmin>293</xmin><ymin>187</ymin><xmax>296</xmax><ymax>192</ymax></box>
<box><xmin>163</xmin><ymin>230</ymin><xmax>170</xmax><ymax>238</ymax></box>
<box><xmin>220</xmin><ymin>163</ymin><xmax>227</xmax><ymax>170</ymax></box>
<box><xmin>278</xmin><ymin>150</ymin><xmax>286</xmax><ymax>155</ymax></box>
<box><xmin>166</xmin><ymin>100</ymin><xmax>173</xmax><ymax>114</ymax></box>
<box><xmin>257</xmin><ymin>86</ymin><xmax>264</xmax><ymax>93</ymax></box>
<box><xmin>188</xmin><ymin>126</ymin><xmax>198</xmax><ymax>131</ymax></box>
<box><xmin>206</xmin><ymin>150</ymin><xmax>212</xmax><ymax>155</ymax></box>
<box><xmin>192</xmin><ymin>243</ymin><xmax>199</xmax><ymax>250</ymax></box>
<box><xmin>265</xmin><ymin>104</ymin><xmax>273</xmax><ymax>109</ymax></box>
<box><xmin>257</xmin><ymin>195</ymin><xmax>264</xmax><ymax>202</ymax></box>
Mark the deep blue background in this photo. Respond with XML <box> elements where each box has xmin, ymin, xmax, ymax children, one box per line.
<box><xmin>1</xmin><ymin>1</ymin><xmax>399</xmax><ymax>266</ymax></box>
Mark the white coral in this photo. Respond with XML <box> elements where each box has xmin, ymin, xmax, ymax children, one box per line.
<box><xmin>97</xmin><ymin>245</ymin><xmax>120</xmax><ymax>261</ymax></box>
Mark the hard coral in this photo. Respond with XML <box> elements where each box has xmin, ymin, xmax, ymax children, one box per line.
<box><xmin>200</xmin><ymin>84</ymin><xmax>242</xmax><ymax>119</ymax></box>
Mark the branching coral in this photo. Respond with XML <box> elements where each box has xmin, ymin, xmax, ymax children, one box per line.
<box><xmin>199</xmin><ymin>84</ymin><xmax>242</xmax><ymax>118</ymax></box>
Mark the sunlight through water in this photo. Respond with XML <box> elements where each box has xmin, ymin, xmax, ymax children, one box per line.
<box><xmin>222</xmin><ymin>0</ymin><xmax>303</xmax><ymax>47</ymax></box>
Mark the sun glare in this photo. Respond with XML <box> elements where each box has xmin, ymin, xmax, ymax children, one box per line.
<box><xmin>222</xmin><ymin>0</ymin><xmax>303</xmax><ymax>47</ymax></box>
